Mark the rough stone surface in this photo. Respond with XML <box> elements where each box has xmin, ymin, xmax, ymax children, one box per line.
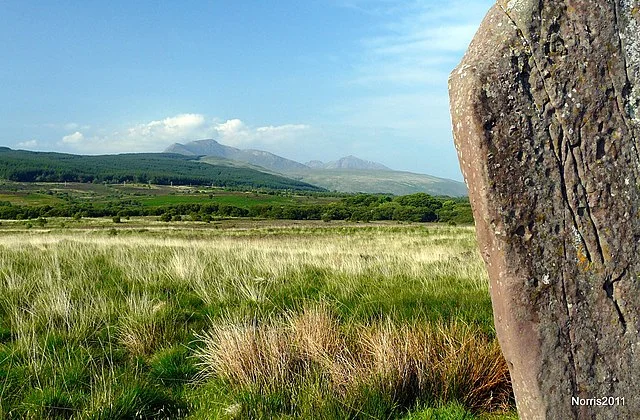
<box><xmin>449</xmin><ymin>1</ymin><xmax>640</xmax><ymax>419</ymax></box>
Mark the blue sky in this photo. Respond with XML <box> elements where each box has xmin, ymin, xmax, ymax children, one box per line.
<box><xmin>0</xmin><ymin>0</ymin><xmax>493</xmax><ymax>180</ymax></box>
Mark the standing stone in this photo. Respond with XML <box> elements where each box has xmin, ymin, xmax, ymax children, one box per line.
<box><xmin>449</xmin><ymin>1</ymin><xmax>640</xmax><ymax>419</ymax></box>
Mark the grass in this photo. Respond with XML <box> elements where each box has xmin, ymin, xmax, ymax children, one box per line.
<box><xmin>194</xmin><ymin>308</ymin><xmax>510</xmax><ymax>418</ymax></box>
<box><xmin>0</xmin><ymin>192</ymin><xmax>65</xmax><ymax>206</ymax></box>
<box><xmin>139</xmin><ymin>192</ymin><xmax>302</xmax><ymax>208</ymax></box>
<box><xmin>0</xmin><ymin>181</ymin><xmax>336</xmax><ymax>209</ymax></box>
<box><xmin>0</xmin><ymin>221</ymin><xmax>515</xmax><ymax>418</ymax></box>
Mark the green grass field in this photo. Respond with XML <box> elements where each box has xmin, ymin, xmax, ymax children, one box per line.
<box><xmin>0</xmin><ymin>192</ymin><xmax>65</xmax><ymax>206</ymax></box>
<box><xmin>0</xmin><ymin>182</ymin><xmax>336</xmax><ymax>209</ymax></box>
<box><xmin>0</xmin><ymin>220</ymin><xmax>515</xmax><ymax>419</ymax></box>
<box><xmin>138</xmin><ymin>192</ymin><xmax>317</xmax><ymax>208</ymax></box>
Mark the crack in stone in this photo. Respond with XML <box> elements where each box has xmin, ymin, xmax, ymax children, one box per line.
<box><xmin>572</xmin><ymin>144</ymin><xmax>607</xmax><ymax>265</ymax></box>
<box><xmin>565</xmin><ymin>136</ymin><xmax>604</xmax><ymax>264</ymax></box>
<box><xmin>497</xmin><ymin>4</ymin><xmax>593</xmax><ymax>265</ymax></box>
<box><xmin>603</xmin><ymin>268</ymin><xmax>628</xmax><ymax>333</ymax></box>
<box><xmin>500</xmin><ymin>4</ymin><xmax>603</xmax><ymax>269</ymax></box>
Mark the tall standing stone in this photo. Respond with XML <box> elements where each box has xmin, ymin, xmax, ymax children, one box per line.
<box><xmin>449</xmin><ymin>1</ymin><xmax>640</xmax><ymax>419</ymax></box>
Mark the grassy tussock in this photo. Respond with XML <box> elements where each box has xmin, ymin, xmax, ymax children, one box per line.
<box><xmin>195</xmin><ymin>306</ymin><xmax>511</xmax><ymax>414</ymax></box>
<box><xmin>118</xmin><ymin>294</ymin><xmax>167</xmax><ymax>356</ymax></box>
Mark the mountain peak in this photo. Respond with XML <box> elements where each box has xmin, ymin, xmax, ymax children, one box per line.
<box><xmin>163</xmin><ymin>139</ymin><xmax>307</xmax><ymax>172</ymax></box>
<box><xmin>165</xmin><ymin>139</ymin><xmax>232</xmax><ymax>157</ymax></box>
<box><xmin>327</xmin><ymin>155</ymin><xmax>391</xmax><ymax>171</ymax></box>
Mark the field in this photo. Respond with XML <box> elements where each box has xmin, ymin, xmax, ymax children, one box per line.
<box><xmin>0</xmin><ymin>182</ymin><xmax>473</xmax><ymax>226</ymax></box>
<box><xmin>0</xmin><ymin>219</ymin><xmax>515</xmax><ymax>419</ymax></box>
<box><xmin>0</xmin><ymin>181</ymin><xmax>335</xmax><ymax>208</ymax></box>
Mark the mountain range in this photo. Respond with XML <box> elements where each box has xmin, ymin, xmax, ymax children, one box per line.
<box><xmin>165</xmin><ymin>139</ymin><xmax>307</xmax><ymax>172</ymax></box>
<box><xmin>165</xmin><ymin>139</ymin><xmax>467</xmax><ymax>196</ymax></box>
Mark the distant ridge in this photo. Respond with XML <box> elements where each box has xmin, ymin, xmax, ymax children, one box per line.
<box><xmin>289</xmin><ymin>169</ymin><xmax>468</xmax><ymax>197</ymax></box>
<box><xmin>165</xmin><ymin>140</ymin><xmax>392</xmax><ymax>172</ymax></box>
<box><xmin>165</xmin><ymin>139</ymin><xmax>308</xmax><ymax>172</ymax></box>
<box><xmin>166</xmin><ymin>139</ymin><xmax>468</xmax><ymax>196</ymax></box>
<box><xmin>306</xmin><ymin>155</ymin><xmax>391</xmax><ymax>171</ymax></box>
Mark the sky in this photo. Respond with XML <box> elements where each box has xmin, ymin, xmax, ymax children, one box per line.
<box><xmin>0</xmin><ymin>0</ymin><xmax>494</xmax><ymax>181</ymax></box>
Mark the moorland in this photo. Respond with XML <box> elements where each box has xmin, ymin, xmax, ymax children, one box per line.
<box><xmin>0</xmin><ymin>218</ymin><xmax>515</xmax><ymax>419</ymax></box>
<box><xmin>0</xmin><ymin>151</ymin><xmax>513</xmax><ymax>418</ymax></box>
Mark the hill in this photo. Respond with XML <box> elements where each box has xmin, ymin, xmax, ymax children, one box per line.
<box><xmin>165</xmin><ymin>139</ymin><xmax>308</xmax><ymax>172</ymax></box>
<box><xmin>306</xmin><ymin>155</ymin><xmax>391</xmax><ymax>171</ymax></box>
<box><xmin>287</xmin><ymin>168</ymin><xmax>468</xmax><ymax>196</ymax></box>
<box><xmin>199</xmin><ymin>155</ymin><xmax>286</xmax><ymax>175</ymax></box>
<box><xmin>0</xmin><ymin>148</ymin><xmax>324</xmax><ymax>192</ymax></box>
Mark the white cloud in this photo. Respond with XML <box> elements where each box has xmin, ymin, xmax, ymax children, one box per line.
<box><xmin>62</xmin><ymin>131</ymin><xmax>85</xmax><ymax>144</ymax></box>
<box><xmin>365</xmin><ymin>24</ymin><xmax>480</xmax><ymax>55</ymax></box>
<box><xmin>212</xmin><ymin>119</ymin><xmax>250</xmax><ymax>145</ymax></box>
<box><xmin>64</xmin><ymin>122</ymin><xmax>91</xmax><ymax>131</ymax></box>
<box><xmin>17</xmin><ymin>139</ymin><xmax>38</xmax><ymax>149</ymax></box>
<box><xmin>126</xmin><ymin>113</ymin><xmax>206</xmax><ymax>141</ymax></box>
<box><xmin>57</xmin><ymin>114</ymin><xmax>311</xmax><ymax>154</ymax></box>
<box><xmin>213</xmin><ymin>120</ymin><xmax>310</xmax><ymax>147</ymax></box>
<box><xmin>61</xmin><ymin>113</ymin><xmax>210</xmax><ymax>153</ymax></box>
<box><xmin>211</xmin><ymin>119</ymin><xmax>311</xmax><ymax>147</ymax></box>
<box><xmin>256</xmin><ymin>124</ymin><xmax>309</xmax><ymax>134</ymax></box>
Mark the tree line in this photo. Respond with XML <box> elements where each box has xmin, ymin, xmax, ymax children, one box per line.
<box><xmin>0</xmin><ymin>193</ymin><xmax>473</xmax><ymax>224</ymax></box>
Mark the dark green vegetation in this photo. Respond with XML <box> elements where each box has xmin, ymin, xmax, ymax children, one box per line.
<box><xmin>0</xmin><ymin>181</ymin><xmax>473</xmax><ymax>224</ymax></box>
<box><xmin>0</xmin><ymin>223</ymin><xmax>514</xmax><ymax>419</ymax></box>
<box><xmin>0</xmin><ymin>147</ymin><xmax>322</xmax><ymax>191</ymax></box>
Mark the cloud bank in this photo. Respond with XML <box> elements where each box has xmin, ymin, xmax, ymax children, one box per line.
<box><xmin>57</xmin><ymin>114</ymin><xmax>311</xmax><ymax>154</ymax></box>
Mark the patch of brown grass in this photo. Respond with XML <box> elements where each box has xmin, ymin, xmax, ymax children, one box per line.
<box><xmin>195</xmin><ymin>320</ymin><xmax>303</xmax><ymax>389</ymax></box>
<box><xmin>195</xmin><ymin>306</ymin><xmax>512</xmax><ymax>412</ymax></box>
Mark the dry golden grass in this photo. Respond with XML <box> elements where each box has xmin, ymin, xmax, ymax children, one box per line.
<box><xmin>195</xmin><ymin>306</ymin><xmax>512</xmax><ymax>413</ymax></box>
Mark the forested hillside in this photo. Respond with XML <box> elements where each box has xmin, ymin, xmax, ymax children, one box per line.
<box><xmin>0</xmin><ymin>148</ymin><xmax>323</xmax><ymax>191</ymax></box>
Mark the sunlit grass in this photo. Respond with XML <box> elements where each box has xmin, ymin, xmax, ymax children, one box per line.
<box><xmin>0</xmin><ymin>222</ymin><xmax>515</xmax><ymax>418</ymax></box>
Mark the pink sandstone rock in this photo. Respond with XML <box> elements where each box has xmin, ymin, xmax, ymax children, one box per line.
<box><xmin>449</xmin><ymin>1</ymin><xmax>640</xmax><ymax>419</ymax></box>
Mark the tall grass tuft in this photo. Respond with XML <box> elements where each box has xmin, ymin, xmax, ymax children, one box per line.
<box><xmin>195</xmin><ymin>307</ymin><xmax>512</xmax><ymax>415</ymax></box>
